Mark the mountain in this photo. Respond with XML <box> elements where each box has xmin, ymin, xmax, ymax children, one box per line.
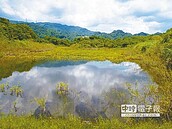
<box><xmin>11</xmin><ymin>21</ymin><xmax>94</xmax><ymax>40</ymax></box>
<box><xmin>153</xmin><ymin>32</ymin><xmax>162</xmax><ymax>35</ymax></box>
<box><xmin>94</xmin><ymin>30</ymin><xmax>132</xmax><ymax>39</ymax></box>
<box><xmin>134</xmin><ymin>32</ymin><xmax>149</xmax><ymax>36</ymax></box>
<box><xmin>10</xmin><ymin>19</ymin><xmax>151</xmax><ymax>40</ymax></box>
<box><xmin>109</xmin><ymin>30</ymin><xmax>132</xmax><ymax>38</ymax></box>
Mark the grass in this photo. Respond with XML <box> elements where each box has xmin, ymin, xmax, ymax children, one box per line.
<box><xmin>0</xmin><ymin>115</ymin><xmax>172</xmax><ymax>129</ymax></box>
<box><xmin>0</xmin><ymin>39</ymin><xmax>141</xmax><ymax>79</ymax></box>
<box><xmin>0</xmin><ymin>38</ymin><xmax>172</xmax><ymax>128</ymax></box>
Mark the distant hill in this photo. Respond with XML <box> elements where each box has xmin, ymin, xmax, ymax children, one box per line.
<box><xmin>153</xmin><ymin>32</ymin><xmax>162</xmax><ymax>35</ymax></box>
<box><xmin>134</xmin><ymin>32</ymin><xmax>149</xmax><ymax>36</ymax></box>
<box><xmin>10</xmin><ymin>19</ymin><xmax>153</xmax><ymax>40</ymax></box>
<box><xmin>93</xmin><ymin>30</ymin><xmax>132</xmax><ymax>39</ymax></box>
<box><xmin>11</xmin><ymin>21</ymin><xmax>94</xmax><ymax>40</ymax></box>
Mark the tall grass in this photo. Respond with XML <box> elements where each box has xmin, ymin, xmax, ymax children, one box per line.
<box><xmin>0</xmin><ymin>115</ymin><xmax>172</xmax><ymax>129</ymax></box>
<box><xmin>0</xmin><ymin>37</ymin><xmax>172</xmax><ymax>128</ymax></box>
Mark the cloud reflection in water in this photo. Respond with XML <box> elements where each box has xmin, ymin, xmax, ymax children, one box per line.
<box><xmin>0</xmin><ymin>60</ymin><xmax>153</xmax><ymax>116</ymax></box>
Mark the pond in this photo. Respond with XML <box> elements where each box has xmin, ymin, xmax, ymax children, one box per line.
<box><xmin>0</xmin><ymin>60</ymin><xmax>154</xmax><ymax>118</ymax></box>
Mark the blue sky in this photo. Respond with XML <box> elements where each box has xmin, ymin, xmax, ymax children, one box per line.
<box><xmin>0</xmin><ymin>0</ymin><xmax>172</xmax><ymax>34</ymax></box>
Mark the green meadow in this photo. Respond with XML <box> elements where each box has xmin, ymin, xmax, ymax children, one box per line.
<box><xmin>0</xmin><ymin>17</ymin><xmax>172</xmax><ymax>128</ymax></box>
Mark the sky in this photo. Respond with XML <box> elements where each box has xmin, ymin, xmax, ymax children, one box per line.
<box><xmin>0</xmin><ymin>0</ymin><xmax>172</xmax><ymax>34</ymax></box>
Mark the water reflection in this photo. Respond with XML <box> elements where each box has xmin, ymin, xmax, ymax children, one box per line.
<box><xmin>0</xmin><ymin>60</ymin><xmax>153</xmax><ymax>118</ymax></box>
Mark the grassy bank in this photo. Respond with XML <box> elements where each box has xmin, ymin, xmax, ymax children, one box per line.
<box><xmin>0</xmin><ymin>38</ymin><xmax>141</xmax><ymax>79</ymax></box>
<box><xmin>0</xmin><ymin>115</ymin><xmax>172</xmax><ymax>129</ymax></box>
<box><xmin>0</xmin><ymin>37</ymin><xmax>172</xmax><ymax>128</ymax></box>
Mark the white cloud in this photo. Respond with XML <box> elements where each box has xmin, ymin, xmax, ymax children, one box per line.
<box><xmin>0</xmin><ymin>0</ymin><xmax>16</xmax><ymax>15</ymax></box>
<box><xmin>0</xmin><ymin>0</ymin><xmax>172</xmax><ymax>33</ymax></box>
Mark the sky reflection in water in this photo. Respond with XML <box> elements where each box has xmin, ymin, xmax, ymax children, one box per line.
<box><xmin>0</xmin><ymin>60</ymin><xmax>153</xmax><ymax>116</ymax></box>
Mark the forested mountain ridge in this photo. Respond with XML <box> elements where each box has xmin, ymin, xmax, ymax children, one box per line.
<box><xmin>0</xmin><ymin>17</ymin><xmax>167</xmax><ymax>49</ymax></box>
<box><xmin>11</xmin><ymin>20</ymin><xmax>95</xmax><ymax>40</ymax></box>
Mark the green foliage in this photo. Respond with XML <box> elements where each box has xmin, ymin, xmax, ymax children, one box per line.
<box><xmin>159</xmin><ymin>29</ymin><xmax>172</xmax><ymax>69</ymax></box>
<box><xmin>161</xmin><ymin>47</ymin><xmax>172</xmax><ymax>69</ymax></box>
<box><xmin>13</xmin><ymin>22</ymin><xmax>94</xmax><ymax>40</ymax></box>
<box><xmin>0</xmin><ymin>83</ymin><xmax>24</xmax><ymax>97</ymax></box>
<box><xmin>44</xmin><ymin>36</ymin><xmax>71</xmax><ymax>46</ymax></box>
<box><xmin>56</xmin><ymin>82</ymin><xmax>69</xmax><ymax>96</ymax></box>
<box><xmin>34</xmin><ymin>98</ymin><xmax>46</xmax><ymax>110</ymax></box>
<box><xmin>0</xmin><ymin>17</ymin><xmax>10</xmax><ymax>24</ymax></box>
<box><xmin>141</xmin><ymin>46</ymin><xmax>147</xmax><ymax>52</ymax></box>
<box><xmin>0</xmin><ymin>17</ymin><xmax>161</xmax><ymax>49</ymax></box>
<box><xmin>13</xmin><ymin>21</ymin><xmax>150</xmax><ymax>40</ymax></box>
<box><xmin>26</xmin><ymin>23</ymin><xmax>62</xmax><ymax>38</ymax></box>
<box><xmin>0</xmin><ymin>83</ymin><xmax>9</xmax><ymax>92</ymax></box>
<box><xmin>72</xmin><ymin>35</ymin><xmax>157</xmax><ymax>48</ymax></box>
<box><xmin>95</xmin><ymin>30</ymin><xmax>133</xmax><ymax>39</ymax></box>
<box><xmin>126</xmin><ymin>83</ymin><xmax>159</xmax><ymax>105</ymax></box>
<box><xmin>161</xmin><ymin>28</ymin><xmax>172</xmax><ymax>43</ymax></box>
<box><xmin>0</xmin><ymin>17</ymin><xmax>37</xmax><ymax>40</ymax></box>
<box><xmin>0</xmin><ymin>115</ymin><xmax>172</xmax><ymax>129</ymax></box>
<box><xmin>10</xmin><ymin>85</ymin><xmax>23</xmax><ymax>97</ymax></box>
<box><xmin>56</xmin><ymin>82</ymin><xmax>72</xmax><ymax>117</ymax></box>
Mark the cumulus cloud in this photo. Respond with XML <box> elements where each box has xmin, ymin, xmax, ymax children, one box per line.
<box><xmin>0</xmin><ymin>0</ymin><xmax>172</xmax><ymax>33</ymax></box>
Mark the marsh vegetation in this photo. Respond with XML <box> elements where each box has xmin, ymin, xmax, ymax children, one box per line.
<box><xmin>0</xmin><ymin>17</ymin><xmax>172</xmax><ymax>128</ymax></box>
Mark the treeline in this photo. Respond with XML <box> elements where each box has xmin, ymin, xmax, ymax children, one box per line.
<box><xmin>36</xmin><ymin>36</ymin><xmax>71</xmax><ymax>46</ymax></box>
<box><xmin>0</xmin><ymin>17</ymin><xmax>37</xmax><ymax>40</ymax></box>
<box><xmin>36</xmin><ymin>35</ymin><xmax>156</xmax><ymax>48</ymax></box>
<box><xmin>71</xmin><ymin>35</ymin><xmax>158</xmax><ymax>48</ymax></box>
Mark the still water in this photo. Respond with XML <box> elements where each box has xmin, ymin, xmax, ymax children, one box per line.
<box><xmin>0</xmin><ymin>60</ymin><xmax>154</xmax><ymax>118</ymax></box>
